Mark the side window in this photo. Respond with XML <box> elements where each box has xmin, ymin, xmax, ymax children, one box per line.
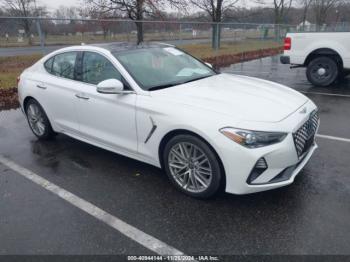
<box><xmin>51</xmin><ymin>52</ymin><xmax>77</xmax><ymax>80</ymax></box>
<box><xmin>82</xmin><ymin>52</ymin><xmax>122</xmax><ymax>85</ymax></box>
<box><xmin>44</xmin><ymin>57</ymin><xmax>54</xmax><ymax>73</ymax></box>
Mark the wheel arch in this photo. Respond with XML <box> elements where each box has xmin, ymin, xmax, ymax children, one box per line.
<box><xmin>23</xmin><ymin>96</ymin><xmax>55</xmax><ymax>131</ymax></box>
<box><xmin>158</xmin><ymin>129</ymin><xmax>226</xmax><ymax>190</ymax></box>
<box><xmin>304</xmin><ymin>48</ymin><xmax>343</xmax><ymax>69</ymax></box>
<box><xmin>23</xmin><ymin>96</ymin><xmax>36</xmax><ymax>110</ymax></box>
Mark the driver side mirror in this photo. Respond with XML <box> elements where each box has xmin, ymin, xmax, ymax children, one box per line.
<box><xmin>97</xmin><ymin>79</ymin><xmax>127</xmax><ymax>94</ymax></box>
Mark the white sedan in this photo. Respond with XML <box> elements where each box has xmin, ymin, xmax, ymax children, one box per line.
<box><xmin>18</xmin><ymin>43</ymin><xmax>319</xmax><ymax>198</ymax></box>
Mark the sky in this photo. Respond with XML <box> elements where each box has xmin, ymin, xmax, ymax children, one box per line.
<box><xmin>36</xmin><ymin>0</ymin><xmax>273</xmax><ymax>12</ymax></box>
<box><xmin>37</xmin><ymin>0</ymin><xmax>81</xmax><ymax>11</ymax></box>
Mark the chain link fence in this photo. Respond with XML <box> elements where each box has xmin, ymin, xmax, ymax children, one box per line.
<box><xmin>2</xmin><ymin>17</ymin><xmax>348</xmax><ymax>52</ymax></box>
<box><xmin>0</xmin><ymin>17</ymin><xmax>296</xmax><ymax>50</ymax></box>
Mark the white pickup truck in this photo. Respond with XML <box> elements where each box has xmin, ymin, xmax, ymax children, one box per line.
<box><xmin>280</xmin><ymin>33</ymin><xmax>350</xmax><ymax>86</ymax></box>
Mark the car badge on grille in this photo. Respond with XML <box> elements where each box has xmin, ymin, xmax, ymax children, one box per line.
<box><xmin>299</xmin><ymin>107</ymin><xmax>307</xmax><ymax>114</ymax></box>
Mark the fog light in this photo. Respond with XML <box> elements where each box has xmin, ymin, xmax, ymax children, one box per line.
<box><xmin>255</xmin><ymin>158</ymin><xmax>268</xmax><ymax>169</ymax></box>
<box><xmin>247</xmin><ymin>158</ymin><xmax>268</xmax><ymax>184</ymax></box>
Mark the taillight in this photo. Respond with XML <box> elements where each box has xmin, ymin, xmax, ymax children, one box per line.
<box><xmin>17</xmin><ymin>76</ymin><xmax>20</xmax><ymax>85</ymax></box>
<box><xmin>284</xmin><ymin>37</ymin><xmax>291</xmax><ymax>51</ymax></box>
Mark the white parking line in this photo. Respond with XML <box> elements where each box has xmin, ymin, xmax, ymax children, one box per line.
<box><xmin>0</xmin><ymin>155</ymin><xmax>185</xmax><ymax>257</ymax></box>
<box><xmin>317</xmin><ymin>134</ymin><xmax>350</xmax><ymax>143</ymax></box>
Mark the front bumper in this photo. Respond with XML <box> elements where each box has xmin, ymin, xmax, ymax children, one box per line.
<box><xmin>214</xmin><ymin>101</ymin><xmax>318</xmax><ymax>195</ymax></box>
<box><xmin>246</xmin><ymin>143</ymin><xmax>317</xmax><ymax>191</ymax></box>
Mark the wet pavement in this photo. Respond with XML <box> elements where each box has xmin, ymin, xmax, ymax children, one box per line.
<box><xmin>0</xmin><ymin>56</ymin><xmax>350</xmax><ymax>256</ymax></box>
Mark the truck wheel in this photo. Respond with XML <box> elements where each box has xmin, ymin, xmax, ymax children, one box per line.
<box><xmin>338</xmin><ymin>71</ymin><xmax>350</xmax><ymax>81</ymax></box>
<box><xmin>306</xmin><ymin>56</ymin><xmax>339</xmax><ymax>87</ymax></box>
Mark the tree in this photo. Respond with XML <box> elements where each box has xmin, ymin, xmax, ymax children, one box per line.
<box><xmin>312</xmin><ymin>0</ymin><xmax>342</xmax><ymax>30</ymax></box>
<box><xmin>272</xmin><ymin>0</ymin><xmax>293</xmax><ymax>38</ymax></box>
<box><xmin>54</xmin><ymin>6</ymin><xmax>80</xmax><ymax>21</ymax></box>
<box><xmin>83</xmin><ymin>0</ymin><xmax>120</xmax><ymax>40</ymax></box>
<box><xmin>1</xmin><ymin>0</ymin><xmax>42</xmax><ymax>45</ymax></box>
<box><xmin>299</xmin><ymin>0</ymin><xmax>313</xmax><ymax>30</ymax></box>
<box><xmin>85</xmin><ymin>0</ymin><xmax>177</xmax><ymax>44</ymax></box>
<box><xmin>53</xmin><ymin>6</ymin><xmax>84</xmax><ymax>36</ymax></box>
<box><xmin>187</xmin><ymin>0</ymin><xmax>240</xmax><ymax>49</ymax></box>
<box><xmin>273</xmin><ymin>0</ymin><xmax>293</xmax><ymax>24</ymax></box>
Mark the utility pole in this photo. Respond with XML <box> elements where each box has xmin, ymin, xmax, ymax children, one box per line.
<box><xmin>34</xmin><ymin>0</ymin><xmax>45</xmax><ymax>53</ymax></box>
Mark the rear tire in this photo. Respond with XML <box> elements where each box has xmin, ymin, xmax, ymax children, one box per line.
<box><xmin>25</xmin><ymin>99</ymin><xmax>55</xmax><ymax>140</ymax></box>
<box><xmin>163</xmin><ymin>134</ymin><xmax>222</xmax><ymax>199</ymax></box>
<box><xmin>306</xmin><ymin>56</ymin><xmax>339</xmax><ymax>87</ymax></box>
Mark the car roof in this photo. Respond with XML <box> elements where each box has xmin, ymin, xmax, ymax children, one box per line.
<box><xmin>90</xmin><ymin>42</ymin><xmax>174</xmax><ymax>53</ymax></box>
<box><xmin>44</xmin><ymin>42</ymin><xmax>175</xmax><ymax>57</ymax></box>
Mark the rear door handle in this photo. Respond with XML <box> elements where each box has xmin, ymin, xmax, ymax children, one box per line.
<box><xmin>36</xmin><ymin>84</ymin><xmax>47</xmax><ymax>90</ymax></box>
<box><xmin>75</xmin><ymin>93</ymin><xmax>90</xmax><ymax>100</ymax></box>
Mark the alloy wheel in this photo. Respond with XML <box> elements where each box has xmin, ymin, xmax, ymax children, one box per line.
<box><xmin>168</xmin><ymin>142</ymin><xmax>213</xmax><ymax>193</ymax></box>
<box><xmin>27</xmin><ymin>103</ymin><xmax>46</xmax><ymax>136</ymax></box>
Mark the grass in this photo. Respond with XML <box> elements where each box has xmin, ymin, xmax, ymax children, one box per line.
<box><xmin>0</xmin><ymin>40</ymin><xmax>282</xmax><ymax>89</ymax></box>
<box><xmin>181</xmin><ymin>40</ymin><xmax>282</xmax><ymax>59</ymax></box>
<box><xmin>0</xmin><ymin>30</ymin><xmax>274</xmax><ymax>47</ymax></box>
<box><xmin>0</xmin><ymin>54</ymin><xmax>42</xmax><ymax>89</ymax></box>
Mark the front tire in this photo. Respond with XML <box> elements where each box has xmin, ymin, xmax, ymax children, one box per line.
<box><xmin>25</xmin><ymin>99</ymin><xmax>55</xmax><ymax>140</ymax></box>
<box><xmin>163</xmin><ymin>134</ymin><xmax>222</xmax><ymax>199</ymax></box>
<box><xmin>306</xmin><ymin>56</ymin><xmax>339</xmax><ymax>87</ymax></box>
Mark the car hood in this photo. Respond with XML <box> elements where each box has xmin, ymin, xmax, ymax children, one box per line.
<box><xmin>151</xmin><ymin>73</ymin><xmax>308</xmax><ymax>123</ymax></box>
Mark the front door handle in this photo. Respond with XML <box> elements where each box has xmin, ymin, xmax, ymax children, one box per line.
<box><xmin>75</xmin><ymin>93</ymin><xmax>90</xmax><ymax>100</ymax></box>
<box><xmin>37</xmin><ymin>84</ymin><xmax>47</xmax><ymax>90</ymax></box>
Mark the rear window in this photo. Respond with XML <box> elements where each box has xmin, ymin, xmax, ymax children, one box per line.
<box><xmin>52</xmin><ymin>52</ymin><xmax>77</xmax><ymax>80</ymax></box>
<box><xmin>44</xmin><ymin>57</ymin><xmax>54</xmax><ymax>73</ymax></box>
<box><xmin>44</xmin><ymin>52</ymin><xmax>78</xmax><ymax>80</ymax></box>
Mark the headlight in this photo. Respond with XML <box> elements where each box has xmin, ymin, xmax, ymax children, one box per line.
<box><xmin>220</xmin><ymin>127</ymin><xmax>287</xmax><ymax>148</ymax></box>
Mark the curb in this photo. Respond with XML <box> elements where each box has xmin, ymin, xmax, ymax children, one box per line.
<box><xmin>203</xmin><ymin>47</ymin><xmax>283</xmax><ymax>68</ymax></box>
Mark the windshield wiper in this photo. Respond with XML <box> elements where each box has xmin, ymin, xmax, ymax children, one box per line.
<box><xmin>148</xmin><ymin>75</ymin><xmax>214</xmax><ymax>91</ymax></box>
<box><xmin>178</xmin><ymin>75</ymin><xmax>213</xmax><ymax>85</ymax></box>
<box><xmin>148</xmin><ymin>83</ymin><xmax>177</xmax><ymax>91</ymax></box>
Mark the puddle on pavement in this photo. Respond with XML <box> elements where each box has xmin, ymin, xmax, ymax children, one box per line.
<box><xmin>30</xmin><ymin>139</ymin><xmax>61</xmax><ymax>171</ymax></box>
<box><xmin>69</xmin><ymin>155</ymin><xmax>92</xmax><ymax>170</ymax></box>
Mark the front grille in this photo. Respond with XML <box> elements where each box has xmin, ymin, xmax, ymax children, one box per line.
<box><xmin>293</xmin><ymin>110</ymin><xmax>319</xmax><ymax>157</ymax></box>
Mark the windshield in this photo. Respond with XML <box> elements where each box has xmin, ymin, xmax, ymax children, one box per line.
<box><xmin>113</xmin><ymin>47</ymin><xmax>216</xmax><ymax>91</ymax></box>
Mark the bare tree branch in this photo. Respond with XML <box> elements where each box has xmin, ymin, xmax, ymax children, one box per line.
<box><xmin>312</xmin><ymin>0</ymin><xmax>343</xmax><ymax>29</ymax></box>
<box><xmin>84</xmin><ymin>0</ymin><xmax>180</xmax><ymax>43</ymax></box>
<box><xmin>0</xmin><ymin>0</ymin><xmax>45</xmax><ymax>44</ymax></box>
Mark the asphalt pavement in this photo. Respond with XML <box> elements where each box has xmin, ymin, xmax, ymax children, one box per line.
<box><xmin>0</xmin><ymin>56</ymin><xmax>349</xmax><ymax>258</ymax></box>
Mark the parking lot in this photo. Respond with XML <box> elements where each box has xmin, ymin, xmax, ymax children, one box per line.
<box><xmin>0</xmin><ymin>55</ymin><xmax>350</xmax><ymax>258</ymax></box>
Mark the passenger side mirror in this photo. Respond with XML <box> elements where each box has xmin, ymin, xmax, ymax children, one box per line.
<box><xmin>97</xmin><ymin>79</ymin><xmax>124</xmax><ymax>94</ymax></box>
